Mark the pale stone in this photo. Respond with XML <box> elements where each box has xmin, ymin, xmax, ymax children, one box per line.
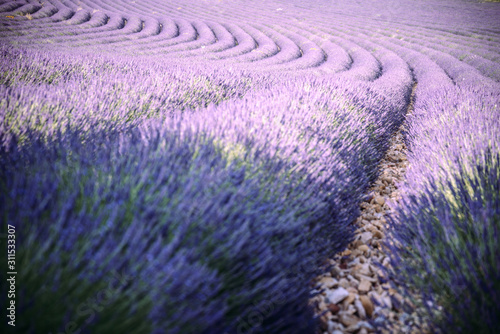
<box><xmin>358</xmin><ymin>279</ymin><xmax>372</xmax><ymax>293</ymax></box>
<box><xmin>375</xmin><ymin>196</ymin><xmax>385</xmax><ymax>205</ymax></box>
<box><xmin>319</xmin><ymin>276</ymin><xmax>338</xmax><ymax>289</ymax></box>
<box><xmin>360</xmin><ymin>295</ymin><xmax>374</xmax><ymax>317</ymax></box>
<box><xmin>345</xmin><ymin>323</ymin><xmax>361</xmax><ymax>333</ymax></box>
<box><xmin>339</xmin><ymin>278</ymin><xmax>350</xmax><ymax>289</ymax></box>
<box><xmin>355</xmin><ymin>298</ymin><xmax>366</xmax><ymax>319</ymax></box>
<box><xmin>383</xmin><ymin>295</ymin><xmax>393</xmax><ymax>309</ymax></box>
<box><xmin>339</xmin><ymin>313</ymin><xmax>359</xmax><ymax>327</ymax></box>
<box><xmin>352</xmin><ymin>239</ymin><xmax>364</xmax><ymax>248</ymax></box>
<box><xmin>355</xmin><ymin>273</ymin><xmax>377</xmax><ymax>283</ymax></box>
<box><xmin>325</xmin><ymin>287</ymin><xmax>349</xmax><ymax>304</ymax></box>
<box><xmin>360</xmin><ymin>232</ymin><xmax>373</xmax><ymax>244</ymax></box>
<box><xmin>342</xmin><ymin>293</ymin><xmax>356</xmax><ymax>308</ymax></box>
<box><xmin>359</xmin><ymin>263</ymin><xmax>371</xmax><ymax>276</ymax></box>
<box><xmin>346</xmin><ymin>287</ymin><xmax>358</xmax><ymax>294</ymax></box>
<box><xmin>341</xmin><ymin>249</ymin><xmax>352</xmax><ymax>256</ymax></box>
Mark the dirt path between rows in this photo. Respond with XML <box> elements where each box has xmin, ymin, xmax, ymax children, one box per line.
<box><xmin>312</xmin><ymin>84</ymin><xmax>428</xmax><ymax>334</ymax></box>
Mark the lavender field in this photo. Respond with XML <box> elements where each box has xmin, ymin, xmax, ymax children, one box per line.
<box><xmin>0</xmin><ymin>0</ymin><xmax>499</xmax><ymax>333</ymax></box>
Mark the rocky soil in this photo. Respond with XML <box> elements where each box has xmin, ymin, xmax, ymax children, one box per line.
<box><xmin>311</xmin><ymin>88</ymin><xmax>429</xmax><ymax>334</ymax></box>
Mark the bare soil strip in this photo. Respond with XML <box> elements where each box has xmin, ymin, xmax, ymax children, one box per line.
<box><xmin>312</xmin><ymin>84</ymin><xmax>424</xmax><ymax>334</ymax></box>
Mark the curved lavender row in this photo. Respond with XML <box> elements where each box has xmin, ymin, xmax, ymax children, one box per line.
<box><xmin>137</xmin><ymin>20</ymin><xmax>217</xmax><ymax>56</ymax></box>
<box><xmin>197</xmin><ymin>22</ymin><xmax>236</xmax><ymax>53</ymax></box>
<box><xmin>70</xmin><ymin>9</ymin><xmax>108</xmax><ymax>28</ymax></box>
<box><xmin>0</xmin><ymin>1</ymin><xmax>27</xmax><ymax>13</ymax></box>
<box><xmin>264</xmin><ymin>24</ymin><xmax>325</xmax><ymax>70</ymax></box>
<box><xmin>0</xmin><ymin>8</ymin><xmax>102</xmax><ymax>35</ymax></box>
<box><xmin>246</xmin><ymin>24</ymin><xmax>302</xmax><ymax>66</ymax></box>
<box><xmin>374</xmin><ymin>32</ymin><xmax>497</xmax><ymax>87</ymax></box>
<box><xmin>120</xmin><ymin>18</ymin><xmax>197</xmax><ymax>55</ymax></box>
<box><xmin>282</xmin><ymin>24</ymin><xmax>352</xmax><ymax>74</ymax></box>
<box><xmin>376</xmin><ymin>29</ymin><xmax>500</xmax><ymax>77</ymax></box>
<box><xmin>41</xmin><ymin>14</ymin><xmax>144</xmax><ymax>47</ymax></box>
<box><xmin>328</xmin><ymin>21</ymin><xmax>457</xmax><ymax>97</ymax></box>
<box><xmin>59</xmin><ymin>16</ymin><xmax>145</xmax><ymax>47</ymax></box>
<box><xmin>388</xmin><ymin>25</ymin><xmax>500</xmax><ymax>61</ymax></box>
<box><xmin>93</xmin><ymin>17</ymin><xmax>179</xmax><ymax>49</ymax></box>
<box><xmin>26</xmin><ymin>2</ymin><xmax>59</xmax><ymax>20</ymax></box>
<box><xmin>147</xmin><ymin>21</ymin><xmax>236</xmax><ymax>58</ymax></box>
<box><xmin>228</xmin><ymin>23</ymin><xmax>279</xmax><ymax>62</ymax></box>
<box><xmin>302</xmin><ymin>25</ymin><xmax>382</xmax><ymax>81</ymax></box>
<box><xmin>332</xmin><ymin>38</ymin><xmax>381</xmax><ymax>82</ymax></box>
<box><xmin>349</xmin><ymin>20</ymin><xmax>500</xmax><ymax>81</ymax></box>
<box><xmin>322</xmin><ymin>19</ymin><xmax>466</xmax><ymax>87</ymax></box>
<box><xmin>15</xmin><ymin>12</ymin><xmax>125</xmax><ymax>44</ymax></box>
<box><xmin>1</xmin><ymin>2</ymin><xmax>40</xmax><ymax>15</ymax></box>
<box><xmin>0</xmin><ymin>45</ymin><xmax>408</xmax><ymax>334</ymax></box>
<box><xmin>0</xmin><ymin>11</ymin><xmax>116</xmax><ymax>45</ymax></box>
<box><xmin>207</xmin><ymin>22</ymin><xmax>257</xmax><ymax>59</ymax></box>
<box><xmin>385</xmin><ymin>84</ymin><xmax>500</xmax><ymax>333</ymax></box>
<box><xmin>330</xmin><ymin>17</ymin><xmax>500</xmax><ymax>83</ymax></box>
<box><xmin>34</xmin><ymin>15</ymin><xmax>178</xmax><ymax>51</ymax></box>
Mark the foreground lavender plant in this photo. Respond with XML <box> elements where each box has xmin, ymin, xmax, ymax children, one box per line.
<box><xmin>386</xmin><ymin>85</ymin><xmax>500</xmax><ymax>333</ymax></box>
<box><xmin>0</xmin><ymin>44</ymin><xmax>408</xmax><ymax>333</ymax></box>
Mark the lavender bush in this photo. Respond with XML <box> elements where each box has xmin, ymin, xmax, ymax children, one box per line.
<box><xmin>0</xmin><ymin>41</ymin><xmax>408</xmax><ymax>332</ymax></box>
<box><xmin>385</xmin><ymin>84</ymin><xmax>500</xmax><ymax>333</ymax></box>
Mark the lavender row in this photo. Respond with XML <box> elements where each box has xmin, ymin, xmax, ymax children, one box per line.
<box><xmin>385</xmin><ymin>82</ymin><xmax>500</xmax><ymax>333</ymax></box>
<box><xmin>0</xmin><ymin>45</ymin><xmax>409</xmax><ymax>333</ymax></box>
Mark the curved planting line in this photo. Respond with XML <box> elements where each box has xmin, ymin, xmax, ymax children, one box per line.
<box><xmin>201</xmin><ymin>21</ymin><xmax>237</xmax><ymax>53</ymax></box>
<box><xmin>96</xmin><ymin>17</ymin><xmax>177</xmax><ymax>50</ymax></box>
<box><xmin>386</xmin><ymin>84</ymin><xmax>500</xmax><ymax>334</ymax></box>
<box><xmin>333</xmin><ymin>39</ymin><xmax>381</xmax><ymax>81</ymax></box>
<box><xmin>0</xmin><ymin>8</ymin><xmax>93</xmax><ymax>40</ymax></box>
<box><xmin>404</xmin><ymin>36</ymin><xmax>500</xmax><ymax>81</ymax></box>
<box><xmin>28</xmin><ymin>3</ymin><xmax>59</xmax><ymax>20</ymax></box>
<box><xmin>30</xmin><ymin>13</ymin><xmax>127</xmax><ymax>45</ymax></box>
<box><xmin>0</xmin><ymin>1</ymin><xmax>27</xmax><ymax>13</ymax></box>
<box><xmin>118</xmin><ymin>17</ymin><xmax>161</xmax><ymax>40</ymax></box>
<box><xmin>389</xmin><ymin>32</ymin><xmax>500</xmax><ymax>81</ymax></box>
<box><xmin>143</xmin><ymin>19</ymin><xmax>217</xmax><ymax>56</ymax></box>
<box><xmin>391</xmin><ymin>23</ymin><xmax>500</xmax><ymax>58</ymax></box>
<box><xmin>156</xmin><ymin>21</ymin><xmax>236</xmax><ymax>58</ymax></box>
<box><xmin>315</xmin><ymin>19</ymin><xmax>457</xmax><ymax>87</ymax></box>
<box><xmin>222</xmin><ymin>23</ymin><xmax>278</xmax><ymax>63</ymax></box>
<box><xmin>0</xmin><ymin>46</ymin><xmax>411</xmax><ymax>332</ymax></box>
<box><xmin>283</xmin><ymin>24</ymin><xmax>352</xmax><ymax>74</ymax></box>
<box><xmin>65</xmin><ymin>8</ymin><xmax>92</xmax><ymax>25</ymax></box>
<box><xmin>208</xmin><ymin>23</ymin><xmax>257</xmax><ymax>59</ymax></box>
<box><xmin>74</xmin><ymin>10</ymin><xmax>108</xmax><ymax>28</ymax></box>
<box><xmin>127</xmin><ymin>18</ymin><xmax>199</xmax><ymax>55</ymax></box>
<box><xmin>369</xmin><ymin>48</ymin><xmax>413</xmax><ymax>105</ymax></box>
<box><xmin>68</xmin><ymin>15</ymin><xmax>145</xmax><ymax>46</ymax></box>
<box><xmin>339</xmin><ymin>21</ymin><xmax>458</xmax><ymax>90</ymax></box>
<box><xmin>267</xmin><ymin>24</ymin><xmax>325</xmax><ymax>70</ymax></box>
<box><xmin>360</xmin><ymin>26</ymin><xmax>497</xmax><ymax>88</ymax></box>
<box><xmin>6</xmin><ymin>2</ymin><xmax>41</xmax><ymax>16</ymax></box>
<box><xmin>352</xmin><ymin>19</ymin><xmax>500</xmax><ymax>80</ymax></box>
